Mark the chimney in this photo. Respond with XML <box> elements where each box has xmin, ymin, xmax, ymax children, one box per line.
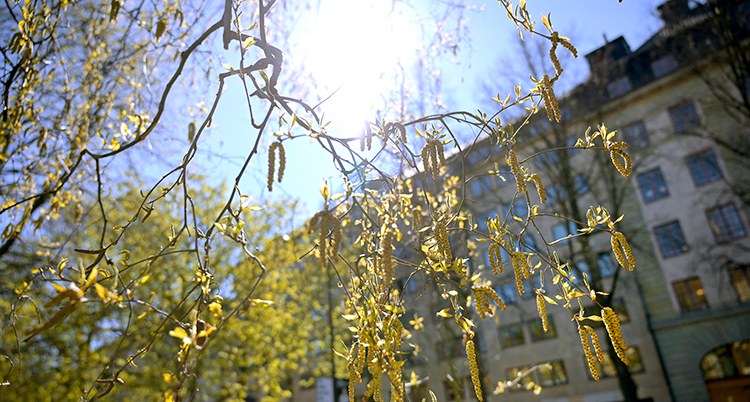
<box><xmin>658</xmin><ymin>0</ymin><xmax>691</xmax><ymax>25</ymax></box>
<box><xmin>585</xmin><ymin>36</ymin><xmax>631</xmax><ymax>80</ymax></box>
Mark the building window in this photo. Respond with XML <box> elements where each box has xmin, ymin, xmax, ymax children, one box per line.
<box><xmin>651</xmin><ymin>55</ymin><xmax>678</xmax><ymax>78</ymax></box>
<box><xmin>669</xmin><ymin>101</ymin><xmax>701</xmax><ymax>133</ymax></box>
<box><xmin>494</xmin><ymin>283</ymin><xmax>517</xmax><ymax>304</ymax></box>
<box><xmin>528</xmin><ymin>315</ymin><xmax>557</xmax><ymax>341</ymax></box>
<box><xmin>654</xmin><ymin>221</ymin><xmax>688</xmax><ymax>258</ymax></box>
<box><xmin>499</xmin><ymin>323</ymin><xmax>524</xmax><ymax>348</ymax></box>
<box><xmin>607</xmin><ymin>76</ymin><xmax>633</xmax><ymax>99</ymax></box>
<box><xmin>673</xmin><ymin>277</ymin><xmax>709</xmax><ymax>313</ymax></box>
<box><xmin>537</xmin><ymin>360</ymin><xmax>568</xmax><ymax>386</ymax></box>
<box><xmin>505</xmin><ymin>365</ymin><xmax>533</xmax><ymax>391</ymax></box>
<box><xmin>687</xmin><ymin>149</ymin><xmax>723</xmax><ymax>186</ymax></box>
<box><xmin>701</xmin><ymin>340</ymin><xmax>750</xmax><ymax>380</ymax></box>
<box><xmin>587</xmin><ymin>346</ymin><xmax>645</xmax><ymax>379</ymax></box>
<box><xmin>637</xmin><ymin>168</ymin><xmax>669</xmax><ymax>202</ymax></box>
<box><xmin>729</xmin><ymin>266</ymin><xmax>750</xmax><ymax>303</ymax></box>
<box><xmin>706</xmin><ymin>204</ymin><xmax>747</xmax><ymax>243</ymax></box>
<box><xmin>622</xmin><ymin>121</ymin><xmax>649</xmax><ymax>150</ymax></box>
<box><xmin>552</xmin><ymin>221</ymin><xmax>578</xmax><ymax>244</ymax></box>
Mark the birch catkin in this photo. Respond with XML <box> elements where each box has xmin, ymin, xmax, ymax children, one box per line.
<box><xmin>585</xmin><ymin>326</ymin><xmax>605</xmax><ymax>364</ymax></box>
<box><xmin>435</xmin><ymin>222</ymin><xmax>452</xmax><ymax>261</ymax></box>
<box><xmin>382</xmin><ymin>228</ymin><xmax>394</xmax><ymax>287</ymax></box>
<box><xmin>579</xmin><ymin>326</ymin><xmax>599</xmax><ymax>380</ymax></box>
<box><xmin>602</xmin><ymin>307</ymin><xmax>629</xmax><ymax>365</ymax></box>
<box><xmin>488</xmin><ymin>243</ymin><xmax>502</xmax><ymax>275</ymax></box>
<box><xmin>512</xmin><ymin>252</ymin><xmax>524</xmax><ymax>297</ymax></box>
<box><xmin>508</xmin><ymin>149</ymin><xmax>526</xmax><ymax>194</ymax></box>
<box><xmin>536</xmin><ymin>293</ymin><xmax>548</xmax><ymax>332</ymax></box>
<box><xmin>530</xmin><ymin>173</ymin><xmax>547</xmax><ymax>204</ymax></box>
<box><xmin>267</xmin><ymin>141</ymin><xmax>286</xmax><ymax>191</ymax></box>
<box><xmin>466</xmin><ymin>339</ymin><xmax>483</xmax><ymax>402</ymax></box>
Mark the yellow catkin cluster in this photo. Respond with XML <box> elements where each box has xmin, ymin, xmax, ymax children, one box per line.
<box><xmin>474</xmin><ymin>290</ymin><xmax>491</xmax><ymax>318</ymax></box>
<box><xmin>488</xmin><ymin>243</ymin><xmax>503</xmax><ymax>275</ymax></box>
<box><xmin>348</xmin><ymin>367</ymin><xmax>356</xmax><ymax>402</ymax></box>
<box><xmin>308</xmin><ymin>211</ymin><xmax>342</xmax><ymax>267</ymax></box>
<box><xmin>512</xmin><ymin>252</ymin><xmax>524</xmax><ymax>297</ymax></box>
<box><xmin>549</xmin><ymin>32</ymin><xmax>578</xmax><ymax>83</ymax></box>
<box><xmin>530</xmin><ymin>173</ymin><xmax>547</xmax><ymax>204</ymax></box>
<box><xmin>609</xmin><ymin>148</ymin><xmax>632</xmax><ymax>178</ymax></box>
<box><xmin>382</xmin><ymin>228</ymin><xmax>394</xmax><ymax>287</ymax></box>
<box><xmin>585</xmin><ymin>326</ymin><xmax>605</xmax><ymax>364</ymax></box>
<box><xmin>611</xmin><ymin>231</ymin><xmax>635</xmax><ymax>270</ymax></box>
<box><xmin>579</xmin><ymin>326</ymin><xmax>599</xmax><ymax>381</ymax></box>
<box><xmin>477</xmin><ymin>285</ymin><xmax>507</xmax><ymax>311</ymax></box>
<box><xmin>508</xmin><ymin>149</ymin><xmax>527</xmax><ymax>194</ymax></box>
<box><xmin>602</xmin><ymin>307</ymin><xmax>629</xmax><ymax>365</ymax></box>
<box><xmin>541</xmin><ymin>74</ymin><xmax>561</xmax><ymax>122</ymax></box>
<box><xmin>520</xmin><ymin>253</ymin><xmax>531</xmax><ymax>280</ymax></box>
<box><xmin>421</xmin><ymin>139</ymin><xmax>446</xmax><ymax>181</ymax></box>
<box><xmin>267</xmin><ymin>141</ymin><xmax>286</xmax><ymax>191</ymax></box>
<box><xmin>536</xmin><ymin>293</ymin><xmax>548</xmax><ymax>332</ymax></box>
<box><xmin>412</xmin><ymin>207</ymin><xmax>422</xmax><ymax>232</ymax></box>
<box><xmin>435</xmin><ymin>222</ymin><xmax>452</xmax><ymax>261</ymax></box>
<box><xmin>466</xmin><ymin>339</ymin><xmax>483</xmax><ymax>402</ymax></box>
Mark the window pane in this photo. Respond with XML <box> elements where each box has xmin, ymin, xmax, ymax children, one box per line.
<box><xmin>669</xmin><ymin>101</ymin><xmax>701</xmax><ymax>133</ymax></box>
<box><xmin>623</xmin><ymin>121</ymin><xmax>649</xmax><ymax>150</ymax></box>
<box><xmin>651</xmin><ymin>55</ymin><xmax>678</xmax><ymax>78</ymax></box>
<box><xmin>673</xmin><ymin>277</ymin><xmax>709</xmax><ymax>313</ymax></box>
<box><xmin>730</xmin><ymin>266</ymin><xmax>750</xmax><ymax>303</ymax></box>
<box><xmin>538</xmin><ymin>360</ymin><xmax>568</xmax><ymax>386</ymax></box>
<box><xmin>607</xmin><ymin>76</ymin><xmax>632</xmax><ymax>98</ymax></box>
<box><xmin>505</xmin><ymin>365</ymin><xmax>532</xmax><ymax>391</ymax></box>
<box><xmin>589</xmin><ymin>345</ymin><xmax>644</xmax><ymax>379</ymax></box>
<box><xmin>687</xmin><ymin>149</ymin><xmax>723</xmax><ymax>186</ymax></box>
<box><xmin>707</xmin><ymin>204</ymin><xmax>747</xmax><ymax>243</ymax></box>
<box><xmin>499</xmin><ymin>323</ymin><xmax>524</xmax><ymax>348</ymax></box>
<box><xmin>654</xmin><ymin>221</ymin><xmax>688</xmax><ymax>257</ymax></box>
<box><xmin>528</xmin><ymin>315</ymin><xmax>557</xmax><ymax>341</ymax></box>
<box><xmin>637</xmin><ymin>168</ymin><xmax>669</xmax><ymax>202</ymax></box>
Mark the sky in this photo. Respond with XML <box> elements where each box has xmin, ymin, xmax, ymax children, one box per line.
<box><xmin>208</xmin><ymin>0</ymin><xmax>667</xmax><ymax>214</ymax></box>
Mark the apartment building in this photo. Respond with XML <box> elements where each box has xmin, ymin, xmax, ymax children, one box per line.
<box><xmin>397</xmin><ymin>1</ymin><xmax>750</xmax><ymax>402</ymax></box>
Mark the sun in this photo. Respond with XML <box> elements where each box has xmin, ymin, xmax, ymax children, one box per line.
<box><xmin>300</xmin><ymin>0</ymin><xmax>420</xmax><ymax>133</ymax></box>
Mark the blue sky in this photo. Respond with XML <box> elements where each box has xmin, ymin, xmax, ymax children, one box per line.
<box><xmin>207</xmin><ymin>0</ymin><xmax>666</xmax><ymax>214</ymax></box>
